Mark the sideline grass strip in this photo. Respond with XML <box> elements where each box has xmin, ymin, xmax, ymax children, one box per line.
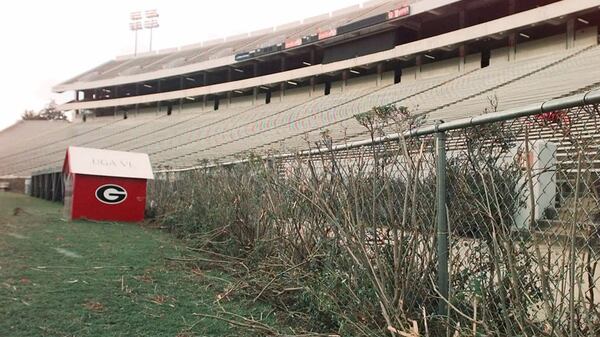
<box><xmin>0</xmin><ymin>192</ymin><xmax>275</xmax><ymax>337</ymax></box>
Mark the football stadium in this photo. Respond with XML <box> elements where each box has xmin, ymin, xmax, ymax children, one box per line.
<box><xmin>0</xmin><ymin>0</ymin><xmax>598</xmax><ymax>176</ymax></box>
<box><xmin>3</xmin><ymin>0</ymin><xmax>600</xmax><ymax>335</ymax></box>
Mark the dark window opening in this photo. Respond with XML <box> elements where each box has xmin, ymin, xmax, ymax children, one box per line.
<box><xmin>481</xmin><ymin>49</ymin><xmax>491</xmax><ymax>68</ymax></box>
<box><xmin>394</xmin><ymin>67</ymin><xmax>402</xmax><ymax>84</ymax></box>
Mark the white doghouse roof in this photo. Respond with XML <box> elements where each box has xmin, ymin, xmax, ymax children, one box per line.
<box><xmin>64</xmin><ymin>146</ymin><xmax>154</xmax><ymax>180</ymax></box>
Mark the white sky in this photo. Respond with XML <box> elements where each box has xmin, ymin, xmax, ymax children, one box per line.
<box><xmin>0</xmin><ymin>0</ymin><xmax>360</xmax><ymax>132</ymax></box>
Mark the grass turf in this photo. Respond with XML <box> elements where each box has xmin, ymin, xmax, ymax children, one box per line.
<box><xmin>0</xmin><ymin>192</ymin><xmax>275</xmax><ymax>337</ymax></box>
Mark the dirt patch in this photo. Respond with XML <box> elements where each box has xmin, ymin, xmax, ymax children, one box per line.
<box><xmin>83</xmin><ymin>301</ymin><xmax>105</xmax><ymax>312</ymax></box>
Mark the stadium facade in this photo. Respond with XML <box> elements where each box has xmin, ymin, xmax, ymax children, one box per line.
<box><xmin>1</xmin><ymin>0</ymin><xmax>600</xmax><ymax>179</ymax></box>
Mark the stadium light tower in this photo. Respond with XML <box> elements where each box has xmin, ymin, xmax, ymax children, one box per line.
<box><xmin>144</xmin><ymin>9</ymin><xmax>160</xmax><ymax>52</ymax></box>
<box><xmin>129</xmin><ymin>11</ymin><xmax>143</xmax><ymax>56</ymax></box>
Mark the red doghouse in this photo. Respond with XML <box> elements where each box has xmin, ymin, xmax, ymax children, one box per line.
<box><xmin>62</xmin><ymin>146</ymin><xmax>154</xmax><ymax>222</ymax></box>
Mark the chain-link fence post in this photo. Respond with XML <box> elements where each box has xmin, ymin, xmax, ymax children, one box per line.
<box><xmin>435</xmin><ymin>128</ymin><xmax>449</xmax><ymax>316</ymax></box>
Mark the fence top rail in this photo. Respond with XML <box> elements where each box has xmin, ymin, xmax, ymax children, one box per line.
<box><xmin>152</xmin><ymin>88</ymin><xmax>600</xmax><ymax>174</ymax></box>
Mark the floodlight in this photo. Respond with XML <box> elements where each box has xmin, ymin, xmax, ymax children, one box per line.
<box><xmin>130</xmin><ymin>11</ymin><xmax>142</xmax><ymax>21</ymax></box>
<box><xmin>145</xmin><ymin>9</ymin><xmax>159</xmax><ymax>18</ymax></box>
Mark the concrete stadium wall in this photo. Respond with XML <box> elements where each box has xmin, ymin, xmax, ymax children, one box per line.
<box><xmin>575</xmin><ymin>26</ymin><xmax>599</xmax><ymax>48</ymax></box>
<box><xmin>285</xmin><ymin>87</ymin><xmax>312</xmax><ymax>100</ymax></box>
<box><xmin>401</xmin><ymin>66</ymin><xmax>419</xmax><ymax>82</ymax></box>
<box><xmin>346</xmin><ymin>74</ymin><xmax>378</xmax><ymax>90</ymax></box>
<box><xmin>490</xmin><ymin>46</ymin><xmax>511</xmax><ymax>65</ymax></box>
<box><xmin>330</xmin><ymin>81</ymin><xmax>343</xmax><ymax>94</ymax></box>
<box><xmin>492</xmin><ymin>27</ymin><xmax>598</xmax><ymax>64</ymax></box>
<box><xmin>314</xmin><ymin>83</ymin><xmax>326</xmax><ymax>96</ymax></box>
<box><xmin>80</xmin><ymin>28</ymin><xmax>599</xmax><ymax>120</ymax></box>
<box><xmin>0</xmin><ymin>177</ymin><xmax>26</xmax><ymax>194</ymax></box>
<box><xmin>516</xmin><ymin>33</ymin><xmax>568</xmax><ymax>61</ymax></box>
<box><xmin>229</xmin><ymin>95</ymin><xmax>254</xmax><ymax>109</ymax></box>
<box><xmin>180</xmin><ymin>102</ymin><xmax>206</xmax><ymax>114</ymax></box>
<box><xmin>271</xmin><ymin>90</ymin><xmax>283</xmax><ymax>103</ymax></box>
<box><xmin>59</xmin><ymin>0</ymin><xmax>600</xmax><ymax>106</ymax></box>
<box><xmin>465</xmin><ymin>53</ymin><xmax>482</xmax><ymax>72</ymax></box>
<box><xmin>421</xmin><ymin>57</ymin><xmax>460</xmax><ymax>79</ymax></box>
<box><xmin>381</xmin><ymin>71</ymin><xmax>395</xmax><ymax>86</ymax></box>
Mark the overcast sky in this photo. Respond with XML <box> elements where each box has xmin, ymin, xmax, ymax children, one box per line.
<box><xmin>0</xmin><ymin>0</ymin><xmax>360</xmax><ymax>131</ymax></box>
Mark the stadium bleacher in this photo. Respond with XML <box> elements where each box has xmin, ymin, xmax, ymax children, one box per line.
<box><xmin>2</xmin><ymin>41</ymin><xmax>599</xmax><ymax>175</ymax></box>
<box><xmin>1</xmin><ymin>0</ymin><xmax>600</xmax><ymax>178</ymax></box>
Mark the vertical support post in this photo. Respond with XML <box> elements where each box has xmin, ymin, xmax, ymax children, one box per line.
<box><xmin>280</xmin><ymin>57</ymin><xmax>286</xmax><ymax>101</ymax></box>
<box><xmin>435</xmin><ymin>130</ymin><xmax>449</xmax><ymax>315</ymax></box>
<box><xmin>135</xmin><ymin>83</ymin><xmax>140</xmax><ymax>117</ymax></box>
<box><xmin>31</xmin><ymin>175</ymin><xmax>36</xmax><ymax>197</ymax></box>
<box><xmin>376</xmin><ymin>62</ymin><xmax>384</xmax><ymax>87</ymax></box>
<box><xmin>341</xmin><ymin>70</ymin><xmax>349</xmax><ymax>92</ymax></box>
<box><xmin>35</xmin><ymin>175</ymin><xmax>40</xmax><ymax>198</ymax></box>
<box><xmin>508</xmin><ymin>33</ymin><xmax>517</xmax><ymax>61</ymax></box>
<box><xmin>309</xmin><ymin>49</ymin><xmax>316</xmax><ymax>95</ymax></box>
<box><xmin>252</xmin><ymin>87</ymin><xmax>258</xmax><ymax>105</ymax></box>
<box><xmin>203</xmin><ymin>73</ymin><xmax>208</xmax><ymax>110</ymax></box>
<box><xmin>59</xmin><ymin>173</ymin><xmax>64</xmax><ymax>202</ymax></box>
<box><xmin>508</xmin><ymin>0</ymin><xmax>517</xmax><ymax>61</ymax></box>
<box><xmin>566</xmin><ymin>18</ymin><xmax>575</xmax><ymax>49</ymax></box>
<box><xmin>227</xmin><ymin>68</ymin><xmax>233</xmax><ymax>108</ymax></box>
<box><xmin>134</xmin><ymin>29</ymin><xmax>138</xmax><ymax>56</ymax></box>
<box><xmin>51</xmin><ymin>173</ymin><xmax>57</xmax><ymax>201</ymax></box>
<box><xmin>156</xmin><ymin>80</ymin><xmax>161</xmax><ymax>114</ymax></box>
<box><xmin>54</xmin><ymin>173</ymin><xmax>61</xmax><ymax>202</ymax></box>
<box><xmin>179</xmin><ymin>77</ymin><xmax>184</xmax><ymax>113</ymax></box>
<box><xmin>458</xmin><ymin>7</ymin><xmax>467</xmax><ymax>72</ymax></box>
<box><xmin>253</xmin><ymin>63</ymin><xmax>259</xmax><ymax>104</ymax></box>
<box><xmin>44</xmin><ymin>174</ymin><xmax>50</xmax><ymax>200</ymax></box>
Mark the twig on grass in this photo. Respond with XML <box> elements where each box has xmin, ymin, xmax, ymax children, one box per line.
<box><xmin>192</xmin><ymin>312</ymin><xmax>278</xmax><ymax>335</ymax></box>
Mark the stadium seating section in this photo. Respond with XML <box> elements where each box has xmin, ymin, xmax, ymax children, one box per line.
<box><xmin>1</xmin><ymin>40</ymin><xmax>600</xmax><ymax>177</ymax></box>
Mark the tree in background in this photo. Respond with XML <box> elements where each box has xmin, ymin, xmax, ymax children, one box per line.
<box><xmin>21</xmin><ymin>101</ymin><xmax>67</xmax><ymax>121</ymax></box>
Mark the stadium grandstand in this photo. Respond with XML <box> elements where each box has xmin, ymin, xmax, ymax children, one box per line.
<box><xmin>1</xmin><ymin>0</ymin><xmax>600</xmax><ymax>179</ymax></box>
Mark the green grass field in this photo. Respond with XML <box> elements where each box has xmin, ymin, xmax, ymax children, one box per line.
<box><xmin>0</xmin><ymin>192</ymin><xmax>275</xmax><ymax>337</ymax></box>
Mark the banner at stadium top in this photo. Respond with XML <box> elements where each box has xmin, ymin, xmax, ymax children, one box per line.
<box><xmin>388</xmin><ymin>7</ymin><xmax>410</xmax><ymax>20</ymax></box>
<box><xmin>235</xmin><ymin>5</ymin><xmax>410</xmax><ymax>62</ymax></box>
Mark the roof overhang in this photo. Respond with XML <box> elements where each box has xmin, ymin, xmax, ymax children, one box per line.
<box><xmin>52</xmin><ymin>0</ymin><xmax>465</xmax><ymax>93</ymax></box>
<box><xmin>57</xmin><ymin>0</ymin><xmax>600</xmax><ymax>112</ymax></box>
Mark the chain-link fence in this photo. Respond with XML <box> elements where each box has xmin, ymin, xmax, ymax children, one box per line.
<box><xmin>147</xmin><ymin>99</ymin><xmax>600</xmax><ymax>336</ymax></box>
